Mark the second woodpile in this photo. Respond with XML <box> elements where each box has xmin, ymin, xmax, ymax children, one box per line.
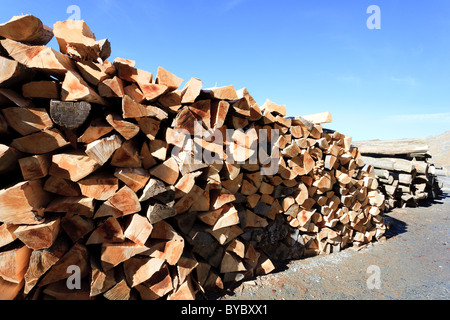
<box><xmin>352</xmin><ymin>139</ymin><xmax>445</xmax><ymax>210</ymax></box>
<box><xmin>0</xmin><ymin>15</ymin><xmax>387</xmax><ymax>300</ymax></box>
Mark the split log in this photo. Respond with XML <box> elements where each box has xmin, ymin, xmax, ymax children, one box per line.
<box><xmin>13</xmin><ymin>217</ymin><xmax>61</xmax><ymax>250</ymax></box>
<box><xmin>22</xmin><ymin>81</ymin><xmax>60</xmax><ymax>99</ymax></box>
<box><xmin>0</xmin><ymin>180</ymin><xmax>52</xmax><ymax>225</ymax></box>
<box><xmin>0</xmin><ymin>56</ymin><xmax>34</xmax><ymax>87</ymax></box>
<box><xmin>1</xmin><ymin>106</ymin><xmax>53</xmax><ymax>136</ymax></box>
<box><xmin>0</xmin><ymin>14</ymin><xmax>53</xmax><ymax>45</ymax></box>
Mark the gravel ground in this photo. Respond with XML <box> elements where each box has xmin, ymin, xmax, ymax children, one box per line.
<box><xmin>217</xmin><ymin>176</ymin><xmax>450</xmax><ymax>300</ymax></box>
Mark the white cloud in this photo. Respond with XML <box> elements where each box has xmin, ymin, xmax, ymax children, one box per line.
<box><xmin>390</xmin><ymin>76</ymin><xmax>419</xmax><ymax>86</ymax></box>
<box><xmin>224</xmin><ymin>0</ymin><xmax>245</xmax><ymax>12</ymax></box>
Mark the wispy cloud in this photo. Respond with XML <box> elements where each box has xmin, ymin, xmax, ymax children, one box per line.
<box><xmin>390</xmin><ymin>76</ymin><xmax>419</xmax><ymax>87</ymax></box>
<box><xmin>224</xmin><ymin>0</ymin><xmax>245</xmax><ymax>12</ymax></box>
<box><xmin>336</xmin><ymin>75</ymin><xmax>362</xmax><ymax>85</ymax></box>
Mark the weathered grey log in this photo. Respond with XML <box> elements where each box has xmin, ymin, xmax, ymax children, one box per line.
<box><xmin>374</xmin><ymin>168</ymin><xmax>389</xmax><ymax>179</ymax></box>
<box><xmin>352</xmin><ymin>138</ymin><xmax>429</xmax><ymax>155</ymax></box>
<box><xmin>412</xmin><ymin>160</ymin><xmax>429</xmax><ymax>175</ymax></box>
<box><xmin>146</xmin><ymin>203</ymin><xmax>176</xmax><ymax>224</ymax></box>
<box><xmin>434</xmin><ymin>169</ymin><xmax>447</xmax><ymax>177</ymax></box>
<box><xmin>360</xmin><ymin>156</ymin><xmax>414</xmax><ymax>173</ymax></box>
<box><xmin>50</xmin><ymin>100</ymin><xmax>91</xmax><ymax>129</ymax></box>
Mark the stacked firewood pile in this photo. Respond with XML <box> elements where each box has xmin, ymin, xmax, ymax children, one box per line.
<box><xmin>352</xmin><ymin>139</ymin><xmax>444</xmax><ymax>210</ymax></box>
<box><xmin>0</xmin><ymin>15</ymin><xmax>386</xmax><ymax>300</ymax></box>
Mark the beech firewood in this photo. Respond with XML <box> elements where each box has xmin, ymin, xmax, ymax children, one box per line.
<box><xmin>105</xmin><ymin>113</ymin><xmax>140</xmax><ymax>140</ymax></box>
<box><xmin>86</xmin><ymin>134</ymin><xmax>123</xmax><ymax>165</ymax></box>
<box><xmin>22</xmin><ymin>81</ymin><xmax>60</xmax><ymax>99</ymax></box>
<box><xmin>0</xmin><ymin>224</ymin><xmax>18</xmax><ymax>248</ymax></box>
<box><xmin>114</xmin><ymin>60</ymin><xmax>153</xmax><ymax>84</ymax></box>
<box><xmin>13</xmin><ymin>217</ymin><xmax>61</xmax><ymax>250</ymax></box>
<box><xmin>139</xmin><ymin>83</ymin><xmax>169</xmax><ymax>102</ymax></box>
<box><xmin>110</xmin><ymin>140</ymin><xmax>142</xmax><ymax>168</ymax></box>
<box><xmin>156</xmin><ymin>66</ymin><xmax>183</xmax><ymax>91</ymax></box>
<box><xmin>114</xmin><ymin>167</ymin><xmax>150</xmax><ymax>192</ymax></box>
<box><xmin>123</xmin><ymin>257</ymin><xmax>165</xmax><ymax>288</ymax></box>
<box><xmin>101</xmin><ymin>241</ymin><xmax>149</xmax><ymax>270</ymax></box>
<box><xmin>103</xmin><ymin>279</ymin><xmax>131</xmax><ymax>300</ymax></box>
<box><xmin>158</xmin><ymin>90</ymin><xmax>182</xmax><ymax>111</ymax></box>
<box><xmin>0</xmin><ymin>245</ymin><xmax>32</xmax><ymax>284</ymax></box>
<box><xmin>18</xmin><ymin>154</ymin><xmax>51</xmax><ymax>180</ymax></box>
<box><xmin>53</xmin><ymin>20</ymin><xmax>104</xmax><ymax>61</ymax></box>
<box><xmin>123</xmin><ymin>214</ymin><xmax>153</xmax><ymax>246</ymax></box>
<box><xmin>0</xmin><ymin>56</ymin><xmax>34</xmax><ymax>87</ymax></box>
<box><xmin>77</xmin><ymin>118</ymin><xmax>114</xmax><ymax>144</ymax></box>
<box><xmin>1</xmin><ymin>106</ymin><xmax>53</xmax><ymax>136</ymax></box>
<box><xmin>86</xmin><ymin>216</ymin><xmax>125</xmax><ymax>244</ymax></box>
<box><xmin>1</xmin><ymin>39</ymin><xmax>76</xmax><ymax>77</ymax></box>
<box><xmin>0</xmin><ymin>180</ymin><xmax>52</xmax><ymax>225</ymax></box>
<box><xmin>44</xmin><ymin>176</ymin><xmax>81</xmax><ymax>197</ymax></box>
<box><xmin>202</xmin><ymin>85</ymin><xmax>238</xmax><ymax>100</ymax></box>
<box><xmin>61</xmin><ymin>71</ymin><xmax>108</xmax><ymax>105</ymax></box>
<box><xmin>0</xmin><ymin>144</ymin><xmax>23</xmax><ymax>174</ymax></box>
<box><xmin>46</xmin><ymin>196</ymin><xmax>95</xmax><ymax>218</ymax></box>
<box><xmin>49</xmin><ymin>150</ymin><xmax>100</xmax><ymax>182</ymax></box>
<box><xmin>61</xmin><ymin>213</ymin><xmax>95</xmax><ymax>242</ymax></box>
<box><xmin>75</xmin><ymin>60</ymin><xmax>115</xmax><ymax>86</ymax></box>
<box><xmin>149</xmin><ymin>157</ymin><xmax>179</xmax><ymax>185</ymax></box>
<box><xmin>181</xmin><ymin>77</ymin><xmax>202</xmax><ymax>104</ymax></box>
<box><xmin>98</xmin><ymin>76</ymin><xmax>124</xmax><ymax>98</ymax></box>
<box><xmin>38</xmin><ymin>242</ymin><xmax>89</xmax><ymax>287</ymax></box>
<box><xmin>0</xmin><ymin>14</ymin><xmax>53</xmax><ymax>45</ymax></box>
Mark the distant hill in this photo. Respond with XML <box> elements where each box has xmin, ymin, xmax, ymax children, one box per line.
<box><xmin>425</xmin><ymin>130</ymin><xmax>450</xmax><ymax>169</ymax></box>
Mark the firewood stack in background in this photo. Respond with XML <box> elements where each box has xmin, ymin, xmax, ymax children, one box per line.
<box><xmin>0</xmin><ymin>14</ymin><xmax>387</xmax><ymax>300</ymax></box>
<box><xmin>352</xmin><ymin>139</ymin><xmax>444</xmax><ymax>210</ymax></box>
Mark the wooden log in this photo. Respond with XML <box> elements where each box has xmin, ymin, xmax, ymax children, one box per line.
<box><xmin>103</xmin><ymin>279</ymin><xmax>131</xmax><ymax>300</ymax></box>
<box><xmin>139</xmin><ymin>84</ymin><xmax>169</xmax><ymax>102</ymax></box>
<box><xmin>181</xmin><ymin>78</ymin><xmax>203</xmax><ymax>104</ymax></box>
<box><xmin>86</xmin><ymin>216</ymin><xmax>124</xmax><ymax>244</ymax></box>
<box><xmin>123</xmin><ymin>257</ymin><xmax>164</xmax><ymax>288</ymax></box>
<box><xmin>21</xmin><ymin>81</ymin><xmax>59</xmax><ymax>99</ymax></box>
<box><xmin>49</xmin><ymin>150</ymin><xmax>100</xmax><ymax>182</ymax></box>
<box><xmin>0</xmin><ymin>245</ymin><xmax>32</xmax><ymax>284</ymax></box>
<box><xmin>301</xmin><ymin>112</ymin><xmax>332</xmax><ymax>124</ymax></box>
<box><xmin>123</xmin><ymin>214</ymin><xmax>153</xmax><ymax>246</ymax></box>
<box><xmin>49</xmin><ymin>100</ymin><xmax>91</xmax><ymax>130</ymax></box>
<box><xmin>38</xmin><ymin>242</ymin><xmax>89</xmax><ymax>287</ymax></box>
<box><xmin>77</xmin><ymin>173</ymin><xmax>118</xmax><ymax>200</ymax></box>
<box><xmin>46</xmin><ymin>196</ymin><xmax>95</xmax><ymax>218</ymax></box>
<box><xmin>61</xmin><ymin>71</ymin><xmax>107</xmax><ymax>105</ymax></box>
<box><xmin>13</xmin><ymin>217</ymin><xmax>60</xmax><ymax>250</ymax></box>
<box><xmin>18</xmin><ymin>154</ymin><xmax>51</xmax><ymax>180</ymax></box>
<box><xmin>114</xmin><ymin>59</ymin><xmax>153</xmax><ymax>84</ymax></box>
<box><xmin>156</xmin><ymin>66</ymin><xmax>183</xmax><ymax>91</ymax></box>
<box><xmin>202</xmin><ymin>85</ymin><xmax>238</xmax><ymax>100</ymax></box>
<box><xmin>98</xmin><ymin>76</ymin><xmax>124</xmax><ymax>98</ymax></box>
<box><xmin>149</xmin><ymin>157</ymin><xmax>179</xmax><ymax>185</ymax></box>
<box><xmin>77</xmin><ymin>118</ymin><xmax>114</xmax><ymax>144</ymax></box>
<box><xmin>86</xmin><ymin>134</ymin><xmax>123</xmax><ymax>165</ymax></box>
<box><xmin>61</xmin><ymin>213</ymin><xmax>95</xmax><ymax>243</ymax></box>
<box><xmin>0</xmin><ymin>14</ymin><xmax>53</xmax><ymax>45</ymax></box>
<box><xmin>0</xmin><ymin>144</ymin><xmax>22</xmax><ymax>174</ymax></box>
<box><xmin>360</xmin><ymin>156</ymin><xmax>414</xmax><ymax>173</ymax></box>
<box><xmin>352</xmin><ymin>138</ymin><xmax>429</xmax><ymax>155</ymax></box>
<box><xmin>1</xmin><ymin>106</ymin><xmax>53</xmax><ymax>136</ymax></box>
<box><xmin>122</xmin><ymin>95</ymin><xmax>168</xmax><ymax>120</ymax></box>
<box><xmin>0</xmin><ymin>56</ymin><xmax>34</xmax><ymax>88</ymax></box>
<box><xmin>110</xmin><ymin>140</ymin><xmax>142</xmax><ymax>168</ymax></box>
<box><xmin>105</xmin><ymin>113</ymin><xmax>140</xmax><ymax>140</ymax></box>
<box><xmin>260</xmin><ymin>99</ymin><xmax>286</xmax><ymax>116</ymax></box>
<box><xmin>0</xmin><ymin>180</ymin><xmax>52</xmax><ymax>225</ymax></box>
<box><xmin>53</xmin><ymin>20</ymin><xmax>103</xmax><ymax>61</ymax></box>
<box><xmin>101</xmin><ymin>241</ymin><xmax>149</xmax><ymax>270</ymax></box>
<box><xmin>1</xmin><ymin>39</ymin><xmax>76</xmax><ymax>77</ymax></box>
<box><xmin>75</xmin><ymin>60</ymin><xmax>115</xmax><ymax>86</ymax></box>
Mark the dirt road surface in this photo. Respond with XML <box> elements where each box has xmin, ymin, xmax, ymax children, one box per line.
<box><xmin>216</xmin><ymin>176</ymin><xmax>450</xmax><ymax>300</ymax></box>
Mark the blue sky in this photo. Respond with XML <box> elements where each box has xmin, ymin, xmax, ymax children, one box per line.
<box><xmin>1</xmin><ymin>0</ymin><xmax>449</xmax><ymax>141</ymax></box>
